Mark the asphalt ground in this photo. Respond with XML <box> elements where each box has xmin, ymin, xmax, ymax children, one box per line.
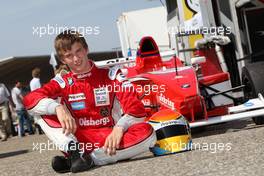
<box><xmin>1</xmin><ymin>119</ymin><xmax>264</xmax><ymax>176</ymax></box>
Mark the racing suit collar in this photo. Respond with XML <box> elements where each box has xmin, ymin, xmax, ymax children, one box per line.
<box><xmin>71</xmin><ymin>60</ymin><xmax>97</xmax><ymax>79</ymax></box>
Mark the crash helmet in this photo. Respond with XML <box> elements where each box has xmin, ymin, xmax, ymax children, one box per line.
<box><xmin>148</xmin><ymin>109</ymin><xmax>192</xmax><ymax>156</ymax></box>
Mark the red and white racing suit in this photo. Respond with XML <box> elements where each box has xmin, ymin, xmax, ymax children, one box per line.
<box><xmin>23</xmin><ymin>61</ymin><xmax>156</xmax><ymax>165</ymax></box>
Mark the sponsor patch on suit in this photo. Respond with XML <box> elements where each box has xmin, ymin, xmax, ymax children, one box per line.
<box><xmin>100</xmin><ymin>107</ymin><xmax>110</xmax><ymax>117</ymax></box>
<box><xmin>67</xmin><ymin>77</ymin><xmax>74</xmax><ymax>86</ymax></box>
<box><xmin>68</xmin><ymin>93</ymin><xmax>86</xmax><ymax>101</ymax></box>
<box><xmin>93</xmin><ymin>87</ymin><xmax>110</xmax><ymax>106</ymax></box>
<box><xmin>70</xmin><ymin>101</ymin><xmax>86</xmax><ymax>110</ymax></box>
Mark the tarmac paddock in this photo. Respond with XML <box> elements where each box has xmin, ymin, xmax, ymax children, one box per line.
<box><xmin>1</xmin><ymin>119</ymin><xmax>264</xmax><ymax>176</ymax></box>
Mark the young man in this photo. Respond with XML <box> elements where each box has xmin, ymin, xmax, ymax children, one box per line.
<box><xmin>11</xmin><ymin>81</ymin><xmax>34</xmax><ymax>136</ymax></box>
<box><xmin>23</xmin><ymin>30</ymin><xmax>156</xmax><ymax>173</ymax></box>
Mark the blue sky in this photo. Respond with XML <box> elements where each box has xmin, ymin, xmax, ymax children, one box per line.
<box><xmin>0</xmin><ymin>0</ymin><xmax>162</xmax><ymax>59</ymax></box>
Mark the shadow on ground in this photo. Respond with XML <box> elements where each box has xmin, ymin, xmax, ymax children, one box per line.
<box><xmin>0</xmin><ymin>149</ymin><xmax>29</xmax><ymax>159</ymax></box>
<box><xmin>192</xmin><ymin>119</ymin><xmax>264</xmax><ymax>139</ymax></box>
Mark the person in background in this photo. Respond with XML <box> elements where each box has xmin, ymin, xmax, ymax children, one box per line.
<box><xmin>29</xmin><ymin>67</ymin><xmax>43</xmax><ymax>134</ymax></box>
<box><xmin>30</xmin><ymin>67</ymin><xmax>41</xmax><ymax>91</ymax></box>
<box><xmin>11</xmin><ymin>81</ymin><xmax>34</xmax><ymax>136</ymax></box>
<box><xmin>0</xmin><ymin>83</ymin><xmax>15</xmax><ymax>141</ymax></box>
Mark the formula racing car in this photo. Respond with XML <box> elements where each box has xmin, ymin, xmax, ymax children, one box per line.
<box><xmin>95</xmin><ymin>36</ymin><xmax>264</xmax><ymax>155</ymax></box>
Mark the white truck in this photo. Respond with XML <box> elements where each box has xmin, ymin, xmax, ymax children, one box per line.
<box><xmin>116</xmin><ymin>6</ymin><xmax>170</xmax><ymax>57</ymax></box>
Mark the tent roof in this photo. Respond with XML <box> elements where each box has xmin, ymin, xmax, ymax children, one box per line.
<box><xmin>0</xmin><ymin>51</ymin><xmax>122</xmax><ymax>89</ymax></box>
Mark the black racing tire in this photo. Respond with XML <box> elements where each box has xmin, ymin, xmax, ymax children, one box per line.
<box><xmin>242</xmin><ymin>62</ymin><xmax>264</xmax><ymax>125</ymax></box>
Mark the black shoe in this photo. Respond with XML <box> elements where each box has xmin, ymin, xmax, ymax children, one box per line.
<box><xmin>29</xmin><ymin>131</ymin><xmax>35</xmax><ymax>135</ymax></box>
<box><xmin>51</xmin><ymin>156</ymin><xmax>70</xmax><ymax>173</ymax></box>
<box><xmin>35</xmin><ymin>124</ymin><xmax>44</xmax><ymax>135</ymax></box>
<box><xmin>20</xmin><ymin>133</ymin><xmax>25</xmax><ymax>137</ymax></box>
<box><xmin>68</xmin><ymin>142</ymin><xmax>95</xmax><ymax>173</ymax></box>
<box><xmin>38</xmin><ymin>128</ymin><xmax>44</xmax><ymax>135</ymax></box>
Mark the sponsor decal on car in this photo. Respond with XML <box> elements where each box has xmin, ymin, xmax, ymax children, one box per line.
<box><xmin>142</xmin><ymin>99</ymin><xmax>151</xmax><ymax>106</ymax></box>
<box><xmin>157</xmin><ymin>93</ymin><xmax>175</xmax><ymax>110</ymax></box>
<box><xmin>244</xmin><ymin>101</ymin><xmax>254</xmax><ymax>107</ymax></box>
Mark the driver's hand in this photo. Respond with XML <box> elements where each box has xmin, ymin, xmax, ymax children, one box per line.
<box><xmin>55</xmin><ymin>105</ymin><xmax>77</xmax><ymax>135</ymax></box>
<box><xmin>103</xmin><ymin>126</ymin><xmax>124</xmax><ymax>156</ymax></box>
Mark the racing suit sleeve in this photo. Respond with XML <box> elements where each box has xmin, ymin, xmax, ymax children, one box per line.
<box><xmin>23</xmin><ymin>76</ymin><xmax>63</xmax><ymax>116</ymax></box>
<box><xmin>113</xmin><ymin>72</ymin><xmax>146</xmax><ymax>131</ymax></box>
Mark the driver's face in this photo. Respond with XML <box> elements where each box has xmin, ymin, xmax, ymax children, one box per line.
<box><xmin>61</xmin><ymin>42</ymin><xmax>90</xmax><ymax>74</ymax></box>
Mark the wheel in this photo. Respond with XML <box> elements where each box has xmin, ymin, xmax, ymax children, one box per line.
<box><xmin>242</xmin><ymin>62</ymin><xmax>264</xmax><ymax>125</ymax></box>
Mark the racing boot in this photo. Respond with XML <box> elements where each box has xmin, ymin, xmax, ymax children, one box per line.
<box><xmin>51</xmin><ymin>156</ymin><xmax>70</xmax><ymax>173</ymax></box>
<box><xmin>68</xmin><ymin>141</ymin><xmax>95</xmax><ymax>173</ymax></box>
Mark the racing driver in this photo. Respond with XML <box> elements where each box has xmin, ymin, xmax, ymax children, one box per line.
<box><xmin>23</xmin><ymin>30</ymin><xmax>156</xmax><ymax>173</ymax></box>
